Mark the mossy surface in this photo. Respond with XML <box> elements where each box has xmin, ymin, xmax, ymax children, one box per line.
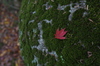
<box><xmin>19</xmin><ymin>0</ymin><xmax>100</xmax><ymax>66</ymax></box>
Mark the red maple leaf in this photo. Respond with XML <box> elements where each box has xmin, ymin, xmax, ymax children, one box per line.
<box><xmin>54</xmin><ymin>28</ymin><xmax>68</xmax><ymax>39</ymax></box>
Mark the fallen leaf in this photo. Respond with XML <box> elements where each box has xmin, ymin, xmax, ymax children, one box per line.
<box><xmin>0</xmin><ymin>50</ymin><xmax>7</xmax><ymax>57</ymax></box>
<box><xmin>54</xmin><ymin>28</ymin><xmax>68</xmax><ymax>39</ymax></box>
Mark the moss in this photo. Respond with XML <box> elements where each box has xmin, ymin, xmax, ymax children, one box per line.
<box><xmin>19</xmin><ymin>0</ymin><xmax>100</xmax><ymax>66</ymax></box>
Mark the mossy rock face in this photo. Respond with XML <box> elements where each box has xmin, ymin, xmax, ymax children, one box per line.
<box><xmin>19</xmin><ymin>0</ymin><xmax>100</xmax><ymax>66</ymax></box>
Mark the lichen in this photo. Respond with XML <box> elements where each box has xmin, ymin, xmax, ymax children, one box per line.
<box><xmin>28</xmin><ymin>20</ymin><xmax>35</xmax><ymax>24</ymax></box>
<box><xmin>43</xmin><ymin>2</ymin><xmax>53</xmax><ymax>10</ymax></box>
<box><xmin>32</xmin><ymin>11</ymin><xmax>36</xmax><ymax>14</ymax></box>
<box><xmin>31</xmin><ymin>21</ymin><xmax>58</xmax><ymax>61</ymax></box>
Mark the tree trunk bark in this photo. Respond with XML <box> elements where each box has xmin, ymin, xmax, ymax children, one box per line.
<box><xmin>19</xmin><ymin>0</ymin><xmax>100</xmax><ymax>66</ymax></box>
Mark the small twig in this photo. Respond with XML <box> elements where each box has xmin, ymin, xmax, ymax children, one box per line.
<box><xmin>88</xmin><ymin>19</ymin><xmax>94</xmax><ymax>23</ymax></box>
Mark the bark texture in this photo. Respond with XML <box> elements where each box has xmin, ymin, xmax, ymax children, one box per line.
<box><xmin>19</xmin><ymin>0</ymin><xmax>100</xmax><ymax>66</ymax></box>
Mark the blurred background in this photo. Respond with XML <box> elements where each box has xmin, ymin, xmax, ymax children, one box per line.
<box><xmin>0</xmin><ymin>0</ymin><xmax>24</xmax><ymax>66</ymax></box>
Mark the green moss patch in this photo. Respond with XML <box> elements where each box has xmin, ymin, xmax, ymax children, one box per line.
<box><xmin>19</xmin><ymin>0</ymin><xmax>100</xmax><ymax>66</ymax></box>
